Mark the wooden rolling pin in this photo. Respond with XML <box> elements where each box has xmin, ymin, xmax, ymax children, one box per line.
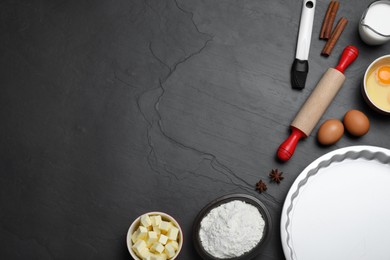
<box><xmin>277</xmin><ymin>46</ymin><xmax>358</xmax><ymax>161</ymax></box>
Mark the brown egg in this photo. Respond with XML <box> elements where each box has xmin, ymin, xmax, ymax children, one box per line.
<box><xmin>343</xmin><ymin>110</ymin><xmax>370</xmax><ymax>136</ymax></box>
<box><xmin>317</xmin><ymin>119</ymin><xmax>344</xmax><ymax>145</ymax></box>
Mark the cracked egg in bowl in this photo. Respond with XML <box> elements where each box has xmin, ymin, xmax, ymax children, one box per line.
<box><xmin>363</xmin><ymin>55</ymin><xmax>390</xmax><ymax>114</ymax></box>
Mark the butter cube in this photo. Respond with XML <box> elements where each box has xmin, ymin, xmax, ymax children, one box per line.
<box><xmin>153</xmin><ymin>225</ymin><xmax>161</xmax><ymax>235</ymax></box>
<box><xmin>132</xmin><ymin>239</ymin><xmax>147</xmax><ymax>255</ymax></box>
<box><xmin>138</xmin><ymin>247</ymin><xmax>151</xmax><ymax>259</ymax></box>
<box><xmin>132</xmin><ymin>226</ymin><xmax>148</xmax><ymax>243</ymax></box>
<box><xmin>166</xmin><ymin>240</ymin><xmax>179</xmax><ymax>251</ymax></box>
<box><xmin>164</xmin><ymin>243</ymin><xmax>176</xmax><ymax>258</ymax></box>
<box><xmin>140</xmin><ymin>214</ymin><xmax>152</xmax><ymax>228</ymax></box>
<box><xmin>159</xmin><ymin>221</ymin><xmax>172</xmax><ymax>234</ymax></box>
<box><xmin>150</xmin><ymin>215</ymin><xmax>162</xmax><ymax>226</ymax></box>
<box><xmin>167</xmin><ymin>226</ymin><xmax>179</xmax><ymax>241</ymax></box>
<box><xmin>150</xmin><ymin>253</ymin><xmax>167</xmax><ymax>260</ymax></box>
<box><xmin>158</xmin><ymin>234</ymin><xmax>168</xmax><ymax>245</ymax></box>
<box><xmin>146</xmin><ymin>231</ymin><xmax>158</xmax><ymax>246</ymax></box>
<box><xmin>150</xmin><ymin>242</ymin><xmax>165</xmax><ymax>254</ymax></box>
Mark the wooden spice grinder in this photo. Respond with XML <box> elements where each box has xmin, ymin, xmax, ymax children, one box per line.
<box><xmin>277</xmin><ymin>46</ymin><xmax>358</xmax><ymax>161</ymax></box>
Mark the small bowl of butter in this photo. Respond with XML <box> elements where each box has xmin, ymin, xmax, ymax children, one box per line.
<box><xmin>127</xmin><ymin>212</ymin><xmax>183</xmax><ymax>260</ymax></box>
<box><xmin>362</xmin><ymin>55</ymin><xmax>390</xmax><ymax>115</ymax></box>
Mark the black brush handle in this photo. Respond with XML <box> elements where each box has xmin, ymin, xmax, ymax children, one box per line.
<box><xmin>291</xmin><ymin>59</ymin><xmax>309</xmax><ymax>90</ymax></box>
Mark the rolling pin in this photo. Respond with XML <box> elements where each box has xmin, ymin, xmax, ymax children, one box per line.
<box><xmin>277</xmin><ymin>46</ymin><xmax>358</xmax><ymax>161</ymax></box>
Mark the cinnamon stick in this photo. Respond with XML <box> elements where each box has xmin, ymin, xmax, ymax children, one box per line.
<box><xmin>325</xmin><ymin>1</ymin><xmax>339</xmax><ymax>39</ymax></box>
<box><xmin>320</xmin><ymin>1</ymin><xmax>340</xmax><ymax>40</ymax></box>
<box><xmin>320</xmin><ymin>1</ymin><xmax>335</xmax><ymax>39</ymax></box>
<box><xmin>321</xmin><ymin>17</ymin><xmax>348</xmax><ymax>56</ymax></box>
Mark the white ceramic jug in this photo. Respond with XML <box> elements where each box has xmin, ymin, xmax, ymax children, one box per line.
<box><xmin>359</xmin><ymin>0</ymin><xmax>390</xmax><ymax>45</ymax></box>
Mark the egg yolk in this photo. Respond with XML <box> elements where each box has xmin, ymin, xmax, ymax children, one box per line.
<box><xmin>377</xmin><ymin>66</ymin><xmax>390</xmax><ymax>85</ymax></box>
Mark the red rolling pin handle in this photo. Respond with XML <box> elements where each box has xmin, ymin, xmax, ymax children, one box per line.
<box><xmin>335</xmin><ymin>46</ymin><xmax>359</xmax><ymax>74</ymax></box>
<box><xmin>277</xmin><ymin>45</ymin><xmax>358</xmax><ymax>162</ymax></box>
<box><xmin>277</xmin><ymin>127</ymin><xmax>306</xmax><ymax>161</ymax></box>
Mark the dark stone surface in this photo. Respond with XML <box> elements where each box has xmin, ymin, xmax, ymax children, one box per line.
<box><xmin>1</xmin><ymin>0</ymin><xmax>389</xmax><ymax>259</ymax></box>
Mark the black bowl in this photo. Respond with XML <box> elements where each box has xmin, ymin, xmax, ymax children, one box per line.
<box><xmin>192</xmin><ymin>194</ymin><xmax>272</xmax><ymax>260</ymax></box>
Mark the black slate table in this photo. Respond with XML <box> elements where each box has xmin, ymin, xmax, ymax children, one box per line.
<box><xmin>1</xmin><ymin>0</ymin><xmax>390</xmax><ymax>259</ymax></box>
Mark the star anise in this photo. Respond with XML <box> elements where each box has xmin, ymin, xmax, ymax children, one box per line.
<box><xmin>269</xmin><ymin>169</ymin><xmax>284</xmax><ymax>184</ymax></box>
<box><xmin>255</xmin><ymin>179</ymin><xmax>267</xmax><ymax>193</ymax></box>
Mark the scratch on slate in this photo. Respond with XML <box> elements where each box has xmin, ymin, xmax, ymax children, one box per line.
<box><xmin>262</xmin><ymin>192</ymin><xmax>282</xmax><ymax>206</ymax></box>
<box><xmin>173</xmin><ymin>0</ymin><xmax>210</xmax><ymax>38</ymax></box>
<box><xmin>157</xmin><ymin>125</ymin><xmax>254</xmax><ymax>192</ymax></box>
<box><xmin>113</xmin><ymin>71</ymin><xmax>137</xmax><ymax>89</ymax></box>
<box><xmin>136</xmin><ymin>91</ymin><xmax>153</xmax><ymax>127</ymax></box>
<box><xmin>187</xmin><ymin>84</ymin><xmax>290</xmax><ymax>129</ymax></box>
<box><xmin>145</xmin><ymin>125</ymin><xmax>166</xmax><ymax>176</ymax></box>
<box><xmin>138</xmin><ymin>1</ymin><xmax>257</xmax><ymax>191</ymax></box>
<box><xmin>148</xmin><ymin>42</ymin><xmax>171</xmax><ymax>73</ymax></box>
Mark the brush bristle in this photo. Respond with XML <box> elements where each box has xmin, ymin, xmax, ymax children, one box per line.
<box><xmin>291</xmin><ymin>59</ymin><xmax>309</xmax><ymax>90</ymax></box>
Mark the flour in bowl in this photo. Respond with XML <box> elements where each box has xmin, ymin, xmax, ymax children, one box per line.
<box><xmin>199</xmin><ymin>200</ymin><xmax>265</xmax><ymax>258</ymax></box>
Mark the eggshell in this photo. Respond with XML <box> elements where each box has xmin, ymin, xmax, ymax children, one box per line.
<box><xmin>343</xmin><ymin>110</ymin><xmax>370</xmax><ymax>137</ymax></box>
<box><xmin>317</xmin><ymin>119</ymin><xmax>344</xmax><ymax>145</ymax></box>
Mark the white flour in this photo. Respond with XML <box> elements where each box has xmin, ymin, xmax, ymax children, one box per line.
<box><xmin>199</xmin><ymin>200</ymin><xmax>265</xmax><ymax>258</ymax></box>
